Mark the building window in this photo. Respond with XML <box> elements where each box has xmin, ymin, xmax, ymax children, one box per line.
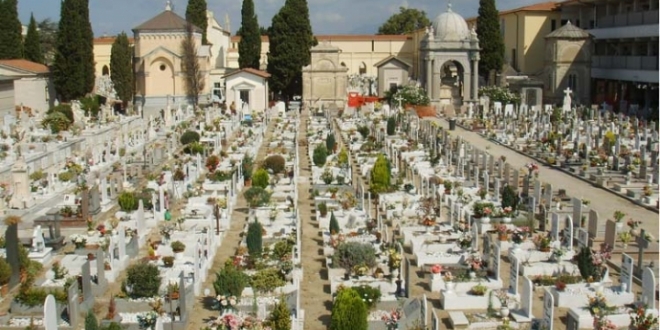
<box><xmin>561</xmin><ymin>19</ymin><xmax>568</xmax><ymax>26</ymax></box>
<box><xmin>500</xmin><ymin>19</ymin><xmax>505</xmax><ymax>37</ymax></box>
<box><xmin>511</xmin><ymin>48</ymin><xmax>517</xmax><ymax>70</ymax></box>
<box><xmin>548</xmin><ymin>72</ymin><xmax>554</xmax><ymax>92</ymax></box>
<box><xmin>359</xmin><ymin>62</ymin><xmax>367</xmax><ymax>75</ymax></box>
<box><xmin>568</xmin><ymin>73</ymin><xmax>578</xmax><ymax>94</ymax></box>
<box><xmin>575</xmin><ymin>20</ymin><xmax>580</xmax><ymax>27</ymax></box>
<box><xmin>159</xmin><ymin>64</ymin><xmax>166</xmax><ymax>71</ymax></box>
<box><xmin>214</xmin><ymin>82</ymin><xmax>222</xmax><ymax>89</ymax></box>
<box><xmin>551</xmin><ymin>20</ymin><xmax>557</xmax><ymax>31</ymax></box>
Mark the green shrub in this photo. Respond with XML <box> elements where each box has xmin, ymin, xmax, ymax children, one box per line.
<box><xmin>267</xmin><ymin>296</ymin><xmax>292</xmax><ymax>330</ymax></box>
<box><xmin>352</xmin><ymin>285</ymin><xmax>381</xmax><ymax>310</ymax></box>
<box><xmin>251</xmin><ymin>268</ymin><xmax>285</xmax><ymax>293</ymax></box>
<box><xmin>501</xmin><ymin>185</ymin><xmax>518</xmax><ymax>211</ymax></box>
<box><xmin>331</xmin><ymin>242</ymin><xmax>377</xmax><ymax>273</ymax></box>
<box><xmin>386</xmin><ymin>117</ymin><xmax>396</xmax><ymax>135</ymax></box>
<box><xmin>330</xmin><ymin>287</ymin><xmax>368</xmax><ymax>330</ymax></box>
<box><xmin>124</xmin><ymin>263</ymin><xmax>161</xmax><ymax>298</ymax></box>
<box><xmin>162</xmin><ymin>256</ymin><xmax>175</xmax><ymax>267</ymax></box>
<box><xmin>29</xmin><ymin>170</ymin><xmax>45</xmax><ymax>182</ymax></box>
<box><xmin>58</xmin><ymin>171</ymin><xmax>74</xmax><ymax>182</ymax></box>
<box><xmin>118</xmin><ymin>192</ymin><xmax>137</xmax><ymax>211</ymax></box>
<box><xmin>313</xmin><ymin>145</ymin><xmax>328</xmax><ymax>167</ymax></box>
<box><xmin>247</xmin><ymin>220</ymin><xmax>263</xmax><ymax>255</ymax></box>
<box><xmin>0</xmin><ymin>257</ymin><xmax>11</xmax><ymax>285</ymax></box>
<box><xmin>80</xmin><ymin>96</ymin><xmax>100</xmax><ymax>118</ymax></box>
<box><xmin>242</xmin><ymin>155</ymin><xmax>254</xmax><ymax>180</ymax></box>
<box><xmin>180</xmin><ymin>130</ymin><xmax>200</xmax><ymax>145</ymax></box>
<box><xmin>326</xmin><ymin>133</ymin><xmax>336</xmax><ymax>152</ymax></box>
<box><xmin>271</xmin><ymin>238</ymin><xmax>295</xmax><ymax>261</ymax></box>
<box><xmin>263</xmin><ymin>155</ymin><xmax>286</xmax><ymax>174</ymax></box>
<box><xmin>369</xmin><ymin>154</ymin><xmax>391</xmax><ymax>195</ymax></box>
<box><xmin>48</xmin><ymin>104</ymin><xmax>74</xmax><ymax>122</ymax></box>
<box><xmin>103</xmin><ymin>323</ymin><xmax>122</xmax><ymax>330</ymax></box>
<box><xmin>213</xmin><ymin>260</ymin><xmax>249</xmax><ymax>297</ymax></box>
<box><xmin>244</xmin><ymin>187</ymin><xmax>271</xmax><ymax>208</ymax></box>
<box><xmin>318</xmin><ymin>202</ymin><xmax>328</xmax><ymax>217</ymax></box>
<box><xmin>337</xmin><ymin>148</ymin><xmax>349</xmax><ymax>167</ymax></box>
<box><xmin>329</xmin><ymin>212</ymin><xmax>340</xmax><ymax>235</ymax></box>
<box><xmin>85</xmin><ymin>310</ymin><xmax>98</xmax><ymax>330</ymax></box>
<box><xmin>252</xmin><ymin>168</ymin><xmax>270</xmax><ymax>189</ymax></box>
<box><xmin>357</xmin><ymin>125</ymin><xmax>370</xmax><ymax>140</ymax></box>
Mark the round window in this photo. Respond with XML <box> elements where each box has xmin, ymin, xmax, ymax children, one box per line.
<box><xmin>159</xmin><ymin>64</ymin><xmax>166</xmax><ymax>71</ymax></box>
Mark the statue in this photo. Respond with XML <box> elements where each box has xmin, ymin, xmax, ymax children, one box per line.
<box><xmin>71</xmin><ymin>100</ymin><xmax>85</xmax><ymax>124</ymax></box>
<box><xmin>562</xmin><ymin>87</ymin><xmax>572</xmax><ymax>113</ymax></box>
<box><xmin>31</xmin><ymin>225</ymin><xmax>45</xmax><ymax>252</ymax></box>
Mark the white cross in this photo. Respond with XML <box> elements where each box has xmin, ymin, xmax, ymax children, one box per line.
<box><xmin>563</xmin><ymin>87</ymin><xmax>572</xmax><ymax>97</ymax></box>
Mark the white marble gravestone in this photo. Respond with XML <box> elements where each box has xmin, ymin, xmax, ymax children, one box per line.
<box><xmin>642</xmin><ymin>267</ymin><xmax>656</xmax><ymax>309</ymax></box>
<box><xmin>620</xmin><ymin>253</ymin><xmax>633</xmax><ymax>293</ymax></box>
<box><xmin>543</xmin><ymin>288</ymin><xmax>554</xmax><ymax>329</ymax></box>
<box><xmin>43</xmin><ymin>294</ymin><xmax>58</xmax><ymax>330</ymax></box>
<box><xmin>509</xmin><ymin>255</ymin><xmax>519</xmax><ymax>295</ymax></box>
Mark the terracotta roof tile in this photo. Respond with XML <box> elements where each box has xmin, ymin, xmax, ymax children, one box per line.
<box><xmin>230</xmin><ymin>34</ymin><xmax>410</xmax><ymax>43</ymax></box>
<box><xmin>0</xmin><ymin>59</ymin><xmax>49</xmax><ymax>74</ymax></box>
<box><xmin>223</xmin><ymin>68</ymin><xmax>270</xmax><ymax>79</ymax></box>
<box><xmin>94</xmin><ymin>36</ymin><xmax>135</xmax><ymax>45</ymax></box>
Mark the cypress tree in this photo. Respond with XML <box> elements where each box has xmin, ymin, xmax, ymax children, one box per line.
<box><xmin>24</xmin><ymin>14</ymin><xmax>43</xmax><ymax>64</ymax></box>
<box><xmin>476</xmin><ymin>0</ymin><xmax>504</xmax><ymax>83</ymax></box>
<box><xmin>329</xmin><ymin>212</ymin><xmax>340</xmax><ymax>235</ymax></box>
<box><xmin>110</xmin><ymin>32</ymin><xmax>134</xmax><ymax>108</ymax></box>
<box><xmin>267</xmin><ymin>0</ymin><xmax>315</xmax><ymax>98</ymax></box>
<box><xmin>246</xmin><ymin>220</ymin><xmax>263</xmax><ymax>255</ymax></box>
<box><xmin>267</xmin><ymin>297</ymin><xmax>292</xmax><ymax>330</ymax></box>
<box><xmin>238</xmin><ymin>0</ymin><xmax>261</xmax><ymax>69</ymax></box>
<box><xmin>0</xmin><ymin>0</ymin><xmax>24</xmax><ymax>59</ymax></box>
<box><xmin>53</xmin><ymin>0</ymin><xmax>85</xmax><ymax>102</ymax></box>
<box><xmin>185</xmin><ymin>0</ymin><xmax>208</xmax><ymax>45</ymax></box>
<box><xmin>330</xmin><ymin>287</ymin><xmax>368</xmax><ymax>330</ymax></box>
<box><xmin>84</xmin><ymin>310</ymin><xmax>98</xmax><ymax>330</ymax></box>
<box><xmin>76</xmin><ymin>0</ymin><xmax>95</xmax><ymax>94</ymax></box>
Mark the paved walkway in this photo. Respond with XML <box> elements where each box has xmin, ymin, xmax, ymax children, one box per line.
<box><xmin>186</xmin><ymin>121</ymin><xmax>275</xmax><ymax>330</ymax></box>
<box><xmin>426</xmin><ymin>117</ymin><xmax>659</xmax><ymax>237</ymax></box>
<box><xmin>298</xmin><ymin>110</ymin><xmax>334</xmax><ymax>329</ymax></box>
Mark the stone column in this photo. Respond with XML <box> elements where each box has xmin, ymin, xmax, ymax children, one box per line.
<box><xmin>426</xmin><ymin>57</ymin><xmax>433</xmax><ymax>94</ymax></box>
<box><xmin>472</xmin><ymin>58</ymin><xmax>479</xmax><ymax>100</ymax></box>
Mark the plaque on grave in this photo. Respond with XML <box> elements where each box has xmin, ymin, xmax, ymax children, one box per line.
<box><xmin>543</xmin><ymin>288</ymin><xmax>554</xmax><ymax>329</ymax></box>
<box><xmin>620</xmin><ymin>253</ymin><xmax>633</xmax><ymax>293</ymax></box>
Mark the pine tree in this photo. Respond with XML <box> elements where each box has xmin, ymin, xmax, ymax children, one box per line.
<box><xmin>0</xmin><ymin>0</ymin><xmax>24</xmax><ymax>59</ymax></box>
<box><xmin>329</xmin><ymin>212</ymin><xmax>340</xmax><ymax>235</ymax></box>
<box><xmin>476</xmin><ymin>0</ymin><xmax>504</xmax><ymax>83</ymax></box>
<box><xmin>110</xmin><ymin>32</ymin><xmax>134</xmax><ymax>109</ymax></box>
<box><xmin>267</xmin><ymin>296</ymin><xmax>292</xmax><ymax>330</ymax></box>
<box><xmin>24</xmin><ymin>14</ymin><xmax>43</xmax><ymax>64</ymax></box>
<box><xmin>369</xmin><ymin>154</ymin><xmax>391</xmax><ymax>195</ymax></box>
<box><xmin>330</xmin><ymin>287</ymin><xmax>368</xmax><ymax>330</ymax></box>
<box><xmin>267</xmin><ymin>0</ymin><xmax>315</xmax><ymax>98</ymax></box>
<box><xmin>238</xmin><ymin>0</ymin><xmax>261</xmax><ymax>69</ymax></box>
<box><xmin>53</xmin><ymin>0</ymin><xmax>85</xmax><ymax>102</ymax></box>
<box><xmin>246</xmin><ymin>220</ymin><xmax>263</xmax><ymax>255</ymax></box>
<box><xmin>185</xmin><ymin>0</ymin><xmax>208</xmax><ymax>45</ymax></box>
<box><xmin>76</xmin><ymin>0</ymin><xmax>95</xmax><ymax>94</ymax></box>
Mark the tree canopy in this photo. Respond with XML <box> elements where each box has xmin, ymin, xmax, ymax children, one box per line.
<box><xmin>185</xmin><ymin>0</ymin><xmax>208</xmax><ymax>44</ymax></box>
<box><xmin>53</xmin><ymin>0</ymin><xmax>93</xmax><ymax>102</ymax></box>
<box><xmin>37</xmin><ymin>18</ymin><xmax>58</xmax><ymax>65</ymax></box>
<box><xmin>24</xmin><ymin>13</ymin><xmax>43</xmax><ymax>64</ymax></box>
<box><xmin>267</xmin><ymin>0</ymin><xmax>315</xmax><ymax>98</ymax></box>
<box><xmin>110</xmin><ymin>32</ymin><xmax>134</xmax><ymax>108</ymax></box>
<box><xmin>476</xmin><ymin>0</ymin><xmax>504</xmax><ymax>82</ymax></box>
<box><xmin>377</xmin><ymin>7</ymin><xmax>430</xmax><ymax>35</ymax></box>
<box><xmin>238</xmin><ymin>0</ymin><xmax>261</xmax><ymax>69</ymax></box>
<box><xmin>0</xmin><ymin>0</ymin><xmax>24</xmax><ymax>59</ymax></box>
<box><xmin>180</xmin><ymin>22</ymin><xmax>205</xmax><ymax>107</ymax></box>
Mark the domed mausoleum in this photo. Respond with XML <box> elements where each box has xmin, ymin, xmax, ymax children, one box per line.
<box><xmin>422</xmin><ymin>3</ymin><xmax>480</xmax><ymax>109</ymax></box>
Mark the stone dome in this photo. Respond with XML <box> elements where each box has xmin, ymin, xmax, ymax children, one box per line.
<box><xmin>432</xmin><ymin>5</ymin><xmax>470</xmax><ymax>42</ymax></box>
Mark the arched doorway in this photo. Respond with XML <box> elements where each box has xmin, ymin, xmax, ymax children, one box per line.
<box><xmin>102</xmin><ymin>65</ymin><xmax>109</xmax><ymax>76</ymax></box>
<box><xmin>148</xmin><ymin>58</ymin><xmax>175</xmax><ymax>97</ymax></box>
<box><xmin>439</xmin><ymin>60</ymin><xmax>464</xmax><ymax>106</ymax></box>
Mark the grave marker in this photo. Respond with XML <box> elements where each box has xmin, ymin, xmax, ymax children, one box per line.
<box><xmin>44</xmin><ymin>294</ymin><xmax>58</xmax><ymax>330</ymax></box>
<box><xmin>572</xmin><ymin>197</ymin><xmax>582</xmax><ymax>228</ymax></box>
<box><xmin>576</xmin><ymin>228</ymin><xmax>589</xmax><ymax>248</ymax></box>
<box><xmin>604</xmin><ymin>220</ymin><xmax>616</xmax><ymax>248</ymax></box>
<box><xmin>82</xmin><ymin>260</ymin><xmax>93</xmax><ymax>301</ymax></box>
<box><xmin>521</xmin><ymin>276</ymin><xmax>533</xmax><ymax>318</ymax></box>
<box><xmin>620</xmin><ymin>253</ymin><xmax>633</xmax><ymax>293</ymax></box>
<box><xmin>510</xmin><ymin>255</ymin><xmax>519</xmax><ymax>295</ymax></box>
<box><xmin>642</xmin><ymin>267</ymin><xmax>656</xmax><ymax>309</ymax></box>
<box><xmin>431</xmin><ymin>310</ymin><xmax>440</xmax><ymax>330</ymax></box>
<box><xmin>636</xmin><ymin>229</ymin><xmax>650</xmax><ymax>275</ymax></box>
<box><xmin>550</xmin><ymin>213</ymin><xmax>559</xmax><ymax>241</ymax></box>
<box><xmin>543</xmin><ymin>288</ymin><xmax>554</xmax><ymax>329</ymax></box>
<box><xmin>489</xmin><ymin>241</ymin><xmax>501</xmax><ymax>280</ymax></box>
<box><xmin>562</xmin><ymin>216</ymin><xmax>574</xmax><ymax>250</ymax></box>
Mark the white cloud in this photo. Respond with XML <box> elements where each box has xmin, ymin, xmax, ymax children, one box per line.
<box><xmin>315</xmin><ymin>12</ymin><xmax>344</xmax><ymax>23</ymax></box>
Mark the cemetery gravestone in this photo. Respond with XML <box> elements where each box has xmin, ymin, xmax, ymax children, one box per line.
<box><xmin>642</xmin><ymin>267</ymin><xmax>656</xmax><ymax>309</ymax></box>
<box><xmin>620</xmin><ymin>253</ymin><xmax>633</xmax><ymax>293</ymax></box>
<box><xmin>44</xmin><ymin>294</ymin><xmax>58</xmax><ymax>330</ymax></box>
<box><xmin>543</xmin><ymin>288</ymin><xmax>554</xmax><ymax>329</ymax></box>
<box><xmin>550</xmin><ymin>213</ymin><xmax>559</xmax><ymax>241</ymax></box>
<box><xmin>576</xmin><ymin>228</ymin><xmax>589</xmax><ymax>248</ymax></box>
<box><xmin>510</xmin><ymin>255</ymin><xmax>519</xmax><ymax>295</ymax></box>
<box><xmin>604</xmin><ymin>220</ymin><xmax>617</xmax><ymax>248</ymax></box>
<box><xmin>489</xmin><ymin>242</ymin><xmax>501</xmax><ymax>280</ymax></box>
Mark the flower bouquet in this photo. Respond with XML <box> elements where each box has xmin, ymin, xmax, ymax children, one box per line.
<box><xmin>430</xmin><ymin>264</ymin><xmax>442</xmax><ymax>274</ymax></box>
<box><xmin>213</xmin><ymin>313</ymin><xmax>243</xmax><ymax>330</ymax></box>
<box><xmin>588</xmin><ymin>292</ymin><xmax>615</xmax><ymax>317</ymax></box>
<box><xmin>216</xmin><ymin>294</ymin><xmax>237</xmax><ymax>312</ymax></box>
<box><xmin>458</xmin><ymin>232</ymin><xmax>473</xmax><ymax>250</ymax></box>
<box><xmin>511</xmin><ymin>229</ymin><xmax>526</xmax><ymax>245</ymax></box>
<box><xmin>533</xmin><ymin>233</ymin><xmax>552</xmax><ymax>252</ymax></box>
<box><xmin>629</xmin><ymin>304</ymin><xmax>659</xmax><ymax>330</ymax></box>
<box><xmin>465</xmin><ymin>253</ymin><xmax>483</xmax><ymax>271</ymax></box>
<box><xmin>551</xmin><ymin>247</ymin><xmax>566</xmax><ymax>261</ymax></box>
<box><xmin>443</xmin><ymin>272</ymin><xmax>454</xmax><ymax>282</ymax></box>
<box><xmin>496</xmin><ymin>224</ymin><xmax>508</xmax><ymax>241</ymax></box>
<box><xmin>381</xmin><ymin>309</ymin><xmax>402</xmax><ymax>330</ymax></box>
<box><xmin>388</xmin><ymin>249</ymin><xmax>402</xmax><ymax>270</ymax></box>
<box><xmin>137</xmin><ymin>311</ymin><xmax>158</xmax><ymax>330</ymax></box>
<box><xmin>71</xmin><ymin>234</ymin><xmax>87</xmax><ymax>249</ymax></box>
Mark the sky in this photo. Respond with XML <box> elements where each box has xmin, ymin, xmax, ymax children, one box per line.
<box><xmin>17</xmin><ymin>0</ymin><xmax>546</xmax><ymax>36</ymax></box>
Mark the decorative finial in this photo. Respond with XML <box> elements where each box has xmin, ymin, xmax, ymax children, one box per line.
<box><xmin>165</xmin><ymin>1</ymin><xmax>172</xmax><ymax>11</ymax></box>
<box><xmin>447</xmin><ymin>0</ymin><xmax>452</xmax><ymax>12</ymax></box>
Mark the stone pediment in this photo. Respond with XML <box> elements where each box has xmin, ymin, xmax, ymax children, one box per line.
<box><xmin>142</xmin><ymin>46</ymin><xmax>181</xmax><ymax>60</ymax></box>
<box><xmin>312</xmin><ymin>41</ymin><xmax>341</xmax><ymax>53</ymax></box>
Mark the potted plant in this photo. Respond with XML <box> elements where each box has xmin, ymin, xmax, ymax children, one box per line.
<box><xmin>533</xmin><ymin>233</ymin><xmax>552</xmax><ymax>252</ymax></box>
<box><xmin>443</xmin><ymin>272</ymin><xmax>455</xmax><ymax>292</ymax></box>
<box><xmin>495</xmin><ymin>289</ymin><xmax>515</xmax><ymax>318</ymax></box>
<box><xmin>469</xmin><ymin>283</ymin><xmax>488</xmax><ymax>296</ymax></box>
<box><xmin>496</xmin><ymin>224</ymin><xmax>508</xmax><ymax>241</ymax></box>
<box><xmin>478</xmin><ymin>187</ymin><xmax>487</xmax><ymax>200</ymax></box>
<box><xmin>171</xmin><ymin>241</ymin><xmax>186</xmax><ymax>260</ymax></box>
<box><xmin>443</xmin><ymin>181</ymin><xmax>452</xmax><ymax>194</ymax></box>
<box><xmin>71</xmin><ymin>234</ymin><xmax>87</xmax><ymax>249</ymax></box>
<box><xmin>318</xmin><ymin>202</ymin><xmax>328</xmax><ymax>217</ymax></box>
<box><xmin>613</xmin><ymin>210</ymin><xmax>626</xmax><ymax>230</ymax></box>
<box><xmin>162</xmin><ymin>256</ymin><xmax>175</xmax><ymax>268</ymax></box>
<box><xmin>555</xmin><ymin>280</ymin><xmax>567</xmax><ymax>292</ymax></box>
<box><xmin>321</xmin><ymin>168</ymin><xmax>334</xmax><ymax>185</ymax></box>
<box><xmin>619</xmin><ymin>231</ymin><xmax>632</xmax><ymax>248</ymax></box>
<box><xmin>328</xmin><ymin>187</ymin><xmax>339</xmax><ymax>199</ymax></box>
<box><xmin>430</xmin><ymin>264</ymin><xmax>442</xmax><ymax>278</ymax></box>
<box><xmin>501</xmin><ymin>206</ymin><xmax>513</xmax><ymax>223</ymax></box>
<box><xmin>167</xmin><ymin>282</ymin><xmax>179</xmax><ymax>300</ymax></box>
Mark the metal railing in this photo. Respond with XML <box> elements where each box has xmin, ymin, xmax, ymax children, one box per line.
<box><xmin>592</xmin><ymin>55</ymin><xmax>659</xmax><ymax>70</ymax></box>
<box><xmin>597</xmin><ymin>10</ymin><xmax>659</xmax><ymax>28</ymax></box>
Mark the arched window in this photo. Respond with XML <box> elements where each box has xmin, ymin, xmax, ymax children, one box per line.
<box><xmin>102</xmin><ymin>65</ymin><xmax>109</xmax><ymax>76</ymax></box>
<box><xmin>359</xmin><ymin>62</ymin><xmax>366</xmax><ymax>75</ymax></box>
<box><xmin>568</xmin><ymin>73</ymin><xmax>577</xmax><ymax>94</ymax></box>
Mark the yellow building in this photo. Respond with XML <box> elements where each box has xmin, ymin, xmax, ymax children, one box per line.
<box><xmin>466</xmin><ymin>2</ymin><xmax>561</xmax><ymax>77</ymax></box>
<box><xmin>227</xmin><ymin>34</ymin><xmax>415</xmax><ymax>77</ymax></box>
<box><xmin>92</xmin><ymin>36</ymin><xmax>135</xmax><ymax>78</ymax></box>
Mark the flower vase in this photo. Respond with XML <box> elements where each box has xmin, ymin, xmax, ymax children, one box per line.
<box><xmin>392</xmin><ymin>269</ymin><xmax>400</xmax><ymax>279</ymax></box>
<box><xmin>502</xmin><ymin>217</ymin><xmax>511</xmax><ymax>224</ymax></box>
<box><xmin>500</xmin><ymin>307</ymin><xmax>510</xmax><ymax>318</ymax></box>
<box><xmin>622</xmin><ymin>243</ymin><xmax>628</xmax><ymax>249</ymax></box>
<box><xmin>480</xmin><ymin>216</ymin><xmax>491</xmax><ymax>224</ymax></box>
<box><xmin>469</xmin><ymin>271</ymin><xmax>476</xmax><ymax>279</ymax></box>
<box><xmin>425</xmin><ymin>226</ymin><xmax>431</xmax><ymax>233</ymax></box>
<box><xmin>615</xmin><ymin>222</ymin><xmax>623</xmax><ymax>230</ymax></box>
<box><xmin>620</xmin><ymin>283</ymin><xmax>627</xmax><ymax>293</ymax></box>
<box><xmin>513</xmin><ymin>243</ymin><xmax>522</xmax><ymax>251</ymax></box>
<box><xmin>445</xmin><ymin>281</ymin><xmax>455</xmax><ymax>293</ymax></box>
